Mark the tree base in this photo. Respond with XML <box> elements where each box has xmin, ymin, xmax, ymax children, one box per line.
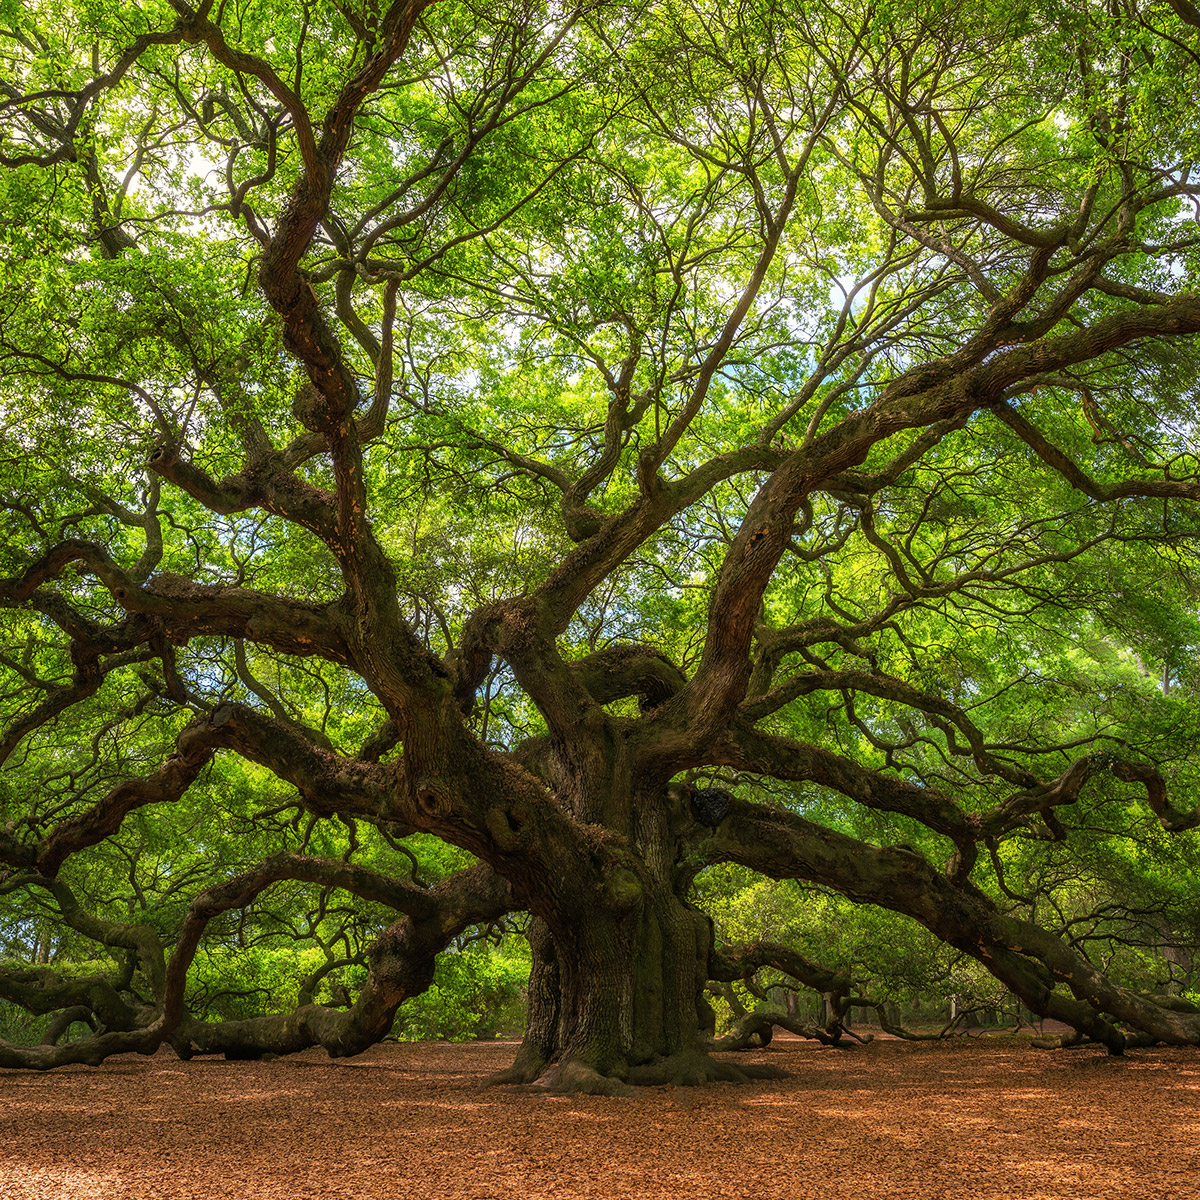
<box><xmin>626</xmin><ymin>1051</ymin><xmax>787</xmax><ymax>1087</ymax></box>
<box><xmin>485</xmin><ymin>1049</ymin><xmax>787</xmax><ymax>1094</ymax></box>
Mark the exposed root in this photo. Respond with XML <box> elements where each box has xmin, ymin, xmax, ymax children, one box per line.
<box><xmin>536</xmin><ymin>1060</ymin><xmax>637</xmax><ymax>1096</ymax></box>
<box><xmin>485</xmin><ymin>1048</ymin><xmax>786</xmax><ymax>1094</ymax></box>
<box><xmin>482</xmin><ymin>1044</ymin><xmax>550</xmax><ymax>1087</ymax></box>
<box><xmin>489</xmin><ymin>1059</ymin><xmax>637</xmax><ymax>1096</ymax></box>
<box><xmin>627</xmin><ymin>1052</ymin><xmax>787</xmax><ymax>1086</ymax></box>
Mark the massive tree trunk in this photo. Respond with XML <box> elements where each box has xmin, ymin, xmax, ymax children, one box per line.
<box><xmin>495</xmin><ymin>892</ymin><xmax>772</xmax><ymax>1093</ymax></box>
<box><xmin>480</xmin><ymin>769</ymin><xmax>777</xmax><ymax>1092</ymax></box>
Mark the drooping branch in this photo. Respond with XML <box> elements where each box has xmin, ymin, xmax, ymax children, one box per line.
<box><xmin>0</xmin><ymin>700</ymin><xmax>413</xmax><ymax>881</ymax></box>
<box><xmin>165</xmin><ymin>860</ymin><xmax>514</xmax><ymax>1061</ymax></box>
<box><xmin>0</xmin><ymin>855</ymin><xmax>514</xmax><ymax>1068</ymax></box>
<box><xmin>978</xmin><ymin>753</ymin><xmax>1200</xmax><ymax>840</ymax></box>
<box><xmin>1</xmin><ymin>539</ymin><xmax>354</xmax><ymax>665</ymax></box>
<box><xmin>716</xmin><ymin>722</ymin><xmax>976</xmax><ymax>848</ymax></box>
<box><xmin>187</xmin><ymin>702</ymin><xmax>399</xmax><ymax>825</ymax></box>
<box><xmin>991</xmin><ymin>398</ymin><xmax>1200</xmax><ymax>504</ymax></box>
<box><xmin>704</xmin><ymin>797</ymin><xmax>1200</xmax><ymax>1052</ymax></box>
<box><xmin>0</xmin><ymin>966</ymin><xmax>141</xmax><ymax>1039</ymax></box>
<box><xmin>711</xmin><ymin>940</ymin><xmax>853</xmax><ymax>993</ymax></box>
<box><xmin>24</xmin><ymin>715</ymin><xmax>219</xmax><ymax>876</ymax></box>
<box><xmin>710</xmin><ymin>940</ymin><xmax>993</xmax><ymax>1050</ymax></box>
<box><xmin>0</xmin><ymin>874</ymin><xmax>170</xmax><ymax>1069</ymax></box>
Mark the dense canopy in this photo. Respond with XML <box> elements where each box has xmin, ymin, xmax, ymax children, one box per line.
<box><xmin>2</xmin><ymin>0</ymin><xmax>1200</xmax><ymax>1089</ymax></box>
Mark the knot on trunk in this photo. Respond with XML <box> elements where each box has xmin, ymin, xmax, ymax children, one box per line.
<box><xmin>485</xmin><ymin>805</ymin><xmax>526</xmax><ymax>850</ymax></box>
<box><xmin>414</xmin><ymin>777</ymin><xmax>452</xmax><ymax>818</ymax></box>
<box><xmin>145</xmin><ymin>441</ymin><xmax>178</xmax><ymax>472</ymax></box>
<box><xmin>604</xmin><ymin>867</ymin><xmax>644</xmax><ymax>911</ymax></box>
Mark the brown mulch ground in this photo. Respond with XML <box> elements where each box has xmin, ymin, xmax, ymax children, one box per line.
<box><xmin>0</xmin><ymin>1035</ymin><xmax>1197</xmax><ymax>1199</ymax></box>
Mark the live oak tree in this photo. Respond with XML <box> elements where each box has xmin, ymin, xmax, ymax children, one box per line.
<box><xmin>2</xmin><ymin>0</ymin><xmax>1200</xmax><ymax>1090</ymax></box>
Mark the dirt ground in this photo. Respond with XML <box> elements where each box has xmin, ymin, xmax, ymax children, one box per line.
<box><xmin>0</xmin><ymin>1035</ymin><xmax>1196</xmax><ymax>1200</ymax></box>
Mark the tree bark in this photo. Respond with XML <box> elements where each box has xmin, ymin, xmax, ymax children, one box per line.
<box><xmin>489</xmin><ymin>782</ymin><xmax>784</xmax><ymax>1092</ymax></box>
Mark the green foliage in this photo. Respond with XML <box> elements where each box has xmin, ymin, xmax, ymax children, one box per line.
<box><xmin>394</xmin><ymin>940</ymin><xmax>530</xmax><ymax>1041</ymax></box>
<box><xmin>1</xmin><ymin>0</ymin><xmax>1199</xmax><ymax>1063</ymax></box>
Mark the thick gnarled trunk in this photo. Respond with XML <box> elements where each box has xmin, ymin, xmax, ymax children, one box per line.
<box><xmin>494</xmin><ymin>874</ymin><xmax>776</xmax><ymax>1093</ymax></box>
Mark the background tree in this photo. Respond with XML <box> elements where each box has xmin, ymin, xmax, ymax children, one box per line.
<box><xmin>2</xmin><ymin>0</ymin><xmax>1200</xmax><ymax>1091</ymax></box>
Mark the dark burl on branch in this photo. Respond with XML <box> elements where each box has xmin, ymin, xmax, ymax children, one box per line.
<box><xmin>690</xmin><ymin>786</ymin><xmax>733</xmax><ymax>828</ymax></box>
